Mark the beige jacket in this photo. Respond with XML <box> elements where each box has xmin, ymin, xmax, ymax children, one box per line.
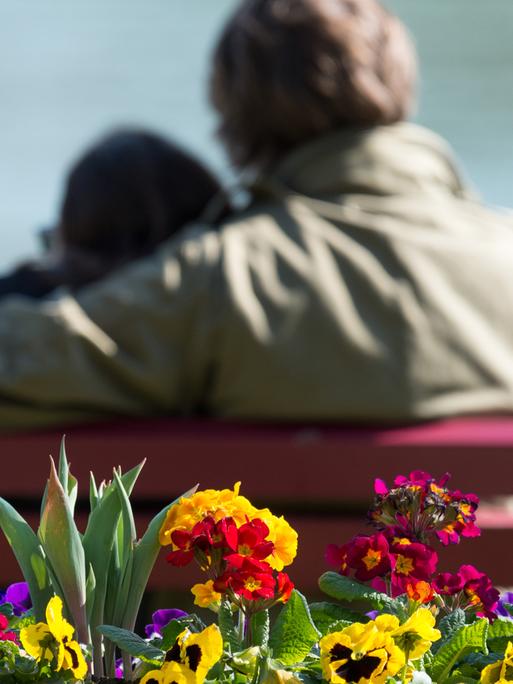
<box><xmin>1</xmin><ymin>123</ymin><xmax>513</xmax><ymax>430</ymax></box>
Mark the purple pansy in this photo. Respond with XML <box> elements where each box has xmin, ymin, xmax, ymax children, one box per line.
<box><xmin>145</xmin><ymin>608</ymin><xmax>188</xmax><ymax>638</ymax></box>
<box><xmin>497</xmin><ymin>591</ymin><xmax>513</xmax><ymax>619</ymax></box>
<box><xmin>0</xmin><ymin>582</ymin><xmax>32</xmax><ymax>616</ymax></box>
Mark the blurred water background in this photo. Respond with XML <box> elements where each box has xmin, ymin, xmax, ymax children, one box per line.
<box><xmin>0</xmin><ymin>0</ymin><xmax>512</xmax><ymax>270</ymax></box>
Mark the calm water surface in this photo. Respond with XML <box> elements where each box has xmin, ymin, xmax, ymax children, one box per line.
<box><xmin>0</xmin><ymin>0</ymin><xmax>512</xmax><ymax>269</ymax></box>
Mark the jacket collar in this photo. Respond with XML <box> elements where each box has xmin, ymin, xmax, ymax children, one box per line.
<box><xmin>252</xmin><ymin>122</ymin><xmax>473</xmax><ymax>200</ymax></box>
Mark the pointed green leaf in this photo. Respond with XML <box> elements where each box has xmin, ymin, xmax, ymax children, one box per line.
<box><xmin>39</xmin><ymin>458</ymin><xmax>88</xmax><ymax>644</ymax></box>
<box><xmin>89</xmin><ymin>473</ymin><xmax>99</xmax><ymax>512</ymax></box>
<box><xmin>309</xmin><ymin>602</ymin><xmax>368</xmax><ymax>635</ymax></box>
<box><xmin>85</xmin><ymin>564</ymin><xmax>96</xmax><ymax>623</ymax></box>
<box><xmin>428</xmin><ymin>618</ymin><xmax>489</xmax><ymax>682</ymax></box>
<box><xmin>0</xmin><ymin>498</ymin><xmax>52</xmax><ymax>621</ymax></box>
<box><xmin>319</xmin><ymin>572</ymin><xmax>396</xmax><ymax>610</ymax></box>
<box><xmin>120</xmin><ymin>485</ymin><xmax>197</xmax><ymax>631</ymax></box>
<box><xmin>97</xmin><ymin>625</ymin><xmax>164</xmax><ymax>662</ymax></box>
<box><xmin>269</xmin><ymin>590</ymin><xmax>320</xmax><ymax>665</ymax></box>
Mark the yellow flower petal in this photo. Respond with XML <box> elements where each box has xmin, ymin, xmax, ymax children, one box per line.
<box><xmin>191</xmin><ymin>580</ymin><xmax>221</xmax><ymax>609</ymax></box>
<box><xmin>62</xmin><ymin>639</ymin><xmax>88</xmax><ymax>680</ymax></box>
<box><xmin>20</xmin><ymin>623</ymin><xmax>54</xmax><ymax>662</ymax></box>
<box><xmin>45</xmin><ymin>595</ymin><xmax>74</xmax><ymax>644</ymax></box>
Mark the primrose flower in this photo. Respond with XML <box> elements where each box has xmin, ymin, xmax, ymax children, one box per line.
<box><xmin>0</xmin><ymin>614</ymin><xmax>17</xmax><ymax>642</ymax></box>
<box><xmin>405</xmin><ymin>581</ymin><xmax>434</xmax><ymax>604</ymax></box>
<box><xmin>191</xmin><ymin>580</ymin><xmax>222</xmax><ymax>610</ymax></box>
<box><xmin>369</xmin><ymin>471</ymin><xmax>480</xmax><ymax>546</ymax></box>
<box><xmin>256</xmin><ymin>511</ymin><xmax>298</xmax><ymax>571</ymax></box>
<box><xmin>159</xmin><ymin>483</ymin><xmax>257</xmax><ymax>547</ymax></box>
<box><xmin>480</xmin><ymin>640</ymin><xmax>513</xmax><ymax>683</ymax></box>
<box><xmin>320</xmin><ymin>620</ymin><xmax>404</xmax><ymax>684</ymax></box>
<box><xmin>20</xmin><ymin>595</ymin><xmax>87</xmax><ymax>680</ymax></box>
<box><xmin>215</xmin><ymin>557</ymin><xmax>277</xmax><ymax>601</ymax></box>
<box><xmin>346</xmin><ymin>533</ymin><xmax>391</xmax><ymax>581</ymax></box>
<box><xmin>148</xmin><ymin>624</ymin><xmax>223</xmax><ymax>684</ymax></box>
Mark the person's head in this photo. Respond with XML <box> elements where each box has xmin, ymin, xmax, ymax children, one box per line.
<box><xmin>211</xmin><ymin>0</ymin><xmax>417</xmax><ymax>170</ymax></box>
<box><xmin>57</xmin><ymin>129</ymin><xmax>227</xmax><ymax>269</ymax></box>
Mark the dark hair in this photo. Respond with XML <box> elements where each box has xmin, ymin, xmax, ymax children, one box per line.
<box><xmin>57</xmin><ymin>129</ymin><xmax>228</xmax><ymax>270</ymax></box>
<box><xmin>211</xmin><ymin>0</ymin><xmax>417</xmax><ymax>169</ymax></box>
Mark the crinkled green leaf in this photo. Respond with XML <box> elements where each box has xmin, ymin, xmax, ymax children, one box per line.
<box><xmin>428</xmin><ymin>618</ymin><xmax>489</xmax><ymax>682</ymax></box>
<box><xmin>318</xmin><ymin>572</ymin><xmax>396</xmax><ymax>611</ymax></box>
<box><xmin>218</xmin><ymin>600</ymin><xmax>242</xmax><ymax>652</ymax></box>
<box><xmin>269</xmin><ymin>590</ymin><xmax>320</xmax><ymax>665</ymax></box>
<box><xmin>97</xmin><ymin>625</ymin><xmax>164</xmax><ymax>663</ymax></box>
<box><xmin>309</xmin><ymin>602</ymin><xmax>368</xmax><ymax>635</ymax></box>
<box><xmin>0</xmin><ymin>497</ymin><xmax>52</xmax><ymax>621</ymax></box>
<box><xmin>487</xmin><ymin>617</ymin><xmax>513</xmax><ymax>640</ymax></box>
<box><xmin>250</xmin><ymin>609</ymin><xmax>269</xmax><ymax>647</ymax></box>
<box><xmin>432</xmin><ymin>609</ymin><xmax>466</xmax><ymax>654</ymax></box>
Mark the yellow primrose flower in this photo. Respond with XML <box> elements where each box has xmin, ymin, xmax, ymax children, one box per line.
<box><xmin>320</xmin><ymin>620</ymin><xmax>405</xmax><ymax>684</ymax></box>
<box><xmin>20</xmin><ymin>596</ymin><xmax>87</xmax><ymax>680</ymax></box>
<box><xmin>164</xmin><ymin>624</ymin><xmax>223</xmax><ymax>684</ymax></box>
<box><xmin>389</xmin><ymin>608</ymin><xmax>441</xmax><ymax>660</ymax></box>
<box><xmin>191</xmin><ymin>580</ymin><xmax>222</xmax><ymax>610</ymax></box>
<box><xmin>257</xmin><ymin>512</ymin><xmax>298</xmax><ymax>571</ymax></box>
<box><xmin>480</xmin><ymin>641</ymin><xmax>513</xmax><ymax>683</ymax></box>
<box><xmin>159</xmin><ymin>483</ymin><xmax>257</xmax><ymax>547</ymax></box>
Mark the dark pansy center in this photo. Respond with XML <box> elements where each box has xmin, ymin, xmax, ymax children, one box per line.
<box><xmin>64</xmin><ymin>644</ymin><xmax>79</xmax><ymax>670</ymax></box>
<box><xmin>165</xmin><ymin>641</ymin><xmax>181</xmax><ymax>662</ymax></box>
<box><xmin>330</xmin><ymin>644</ymin><xmax>352</xmax><ymax>662</ymax></box>
<box><xmin>185</xmin><ymin>644</ymin><xmax>202</xmax><ymax>672</ymax></box>
<box><xmin>335</xmin><ymin>654</ymin><xmax>382</xmax><ymax>682</ymax></box>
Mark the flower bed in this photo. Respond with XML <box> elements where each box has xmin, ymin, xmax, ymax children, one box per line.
<box><xmin>0</xmin><ymin>444</ymin><xmax>511</xmax><ymax>683</ymax></box>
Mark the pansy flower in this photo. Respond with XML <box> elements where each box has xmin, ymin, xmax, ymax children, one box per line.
<box><xmin>145</xmin><ymin>609</ymin><xmax>188</xmax><ymax>638</ymax></box>
<box><xmin>20</xmin><ymin>595</ymin><xmax>87</xmax><ymax>679</ymax></box>
<box><xmin>158</xmin><ymin>625</ymin><xmax>223</xmax><ymax>684</ymax></box>
<box><xmin>480</xmin><ymin>640</ymin><xmax>513</xmax><ymax>683</ymax></box>
<box><xmin>320</xmin><ymin>619</ymin><xmax>404</xmax><ymax>684</ymax></box>
<box><xmin>0</xmin><ymin>582</ymin><xmax>32</xmax><ymax>617</ymax></box>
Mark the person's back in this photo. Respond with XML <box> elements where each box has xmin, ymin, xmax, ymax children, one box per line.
<box><xmin>0</xmin><ymin>0</ymin><xmax>512</xmax><ymax>429</ymax></box>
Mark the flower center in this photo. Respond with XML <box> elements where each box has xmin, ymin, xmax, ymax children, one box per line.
<box><xmin>395</xmin><ymin>554</ymin><xmax>415</xmax><ymax>575</ymax></box>
<box><xmin>362</xmin><ymin>549</ymin><xmax>382</xmax><ymax>570</ymax></box>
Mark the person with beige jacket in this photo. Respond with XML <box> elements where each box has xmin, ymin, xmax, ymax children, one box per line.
<box><xmin>1</xmin><ymin>0</ymin><xmax>513</xmax><ymax>431</ymax></box>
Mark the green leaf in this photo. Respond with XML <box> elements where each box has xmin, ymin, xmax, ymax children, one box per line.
<box><xmin>38</xmin><ymin>458</ymin><xmax>88</xmax><ymax>644</ymax></box>
<box><xmin>120</xmin><ymin>485</ymin><xmax>197</xmax><ymax>632</ymax></box>
<box><xmin>318</xmin><ymin>572</ymin><xmax>396</xmax><ymax>610</ymax></box>
<box><xmin>58</xmin><ymin>437</ymin><xmax>78</xmax><ymax>515</ymax></box>
<box><xmin>432</xmin><ymin>609</ymin><xmax>466</xmax><ymax>653</ymax></box>
<box><xmin>250</xmin><ymin>610</ymin><xmax>269</xmax><ymax>647</ymax></box>
<box><xmin>85</xmin><ymin>563</ymin><xmax>96</xmax><ymax>623</ymax></box>
<box><xmin>309</xmin><ymin>602</ymin><xmax>368</xmax><ymax>635</ymax></box>
<box><xmin>428</xmin><ymin>618</ymin><xmax>489</xmax><ymax>682</ymax></box>
<box><xmin>89</xmin><ymin>473</ymin><xmax>99</xmax><ymax>512</ymax></box>
<box><xmin>0</xmin><ymin>497</ymin><xmax>52</xmax><ymax>621</ymax></box>
<box><xmin>97</xmin><ymin>625</ymin><xmax>164</xmax><ymax>662</ymax></box>
<box><xmin>269</xmin><ymin>590</ymin><xmax>320</xmax><ymax>665</ymax></box>
<box><xmin>487</xmin><ymin>617</ymin><xmax>513</xmax><ymax>640</ymax></box>
<box><xmin>160</xmin><ymin>618</ymin><xmax>192</xmax><ymax>651</ymax></box>
<box><xmin>218</xmin><ymin>600</ymin><xmax>242</xmax><ymax>652</ymax></box>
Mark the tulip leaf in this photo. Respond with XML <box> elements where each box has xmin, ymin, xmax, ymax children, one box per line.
<box><xmin>97</xmin><ymin>625</ymin><xmax>164</xmax><ymax>663</ymax></box>
<box><xmin>269</xmin><ymin>590</ymin><xmax>320</xmax><ymax>665</ymax></box>
<box><xmin>428</xmin><ymin>618</ymin><xmax>489</xmax><ymax>683</ymax></box>
<box><xmin>0</xmin><ymin>498</ymin><xmax>52</xmax><ymax>621</ymax></box>
<box><xmin>120</xmin><ymin>486</ymin><xmax>197</xmax><ymax>632</ymax></box>
<box><xmin>39</xmin><ymin>458</ymin><xmax>88</xmax><ymax>644</ymax></box>
<box><xmin>318</xmin><ymin>572</ymin><xmax>397</xmax><ymax>610</ymax></box>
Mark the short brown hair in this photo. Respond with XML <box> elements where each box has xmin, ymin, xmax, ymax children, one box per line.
<box><xmin>211</xmin><ymin>0</ymin><xmax>417</xmax><ymax>169</ymax></box>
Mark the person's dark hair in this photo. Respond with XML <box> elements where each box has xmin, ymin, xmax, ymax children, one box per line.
<box><xmin>58</xmin><ymin>129</ymin><xmax>227</xmax><ymax>269</ymax></box>
<box><xmin>210</xmin><ymin>0</ymin><xmax>417</xmax><ymax>170</ymax></box>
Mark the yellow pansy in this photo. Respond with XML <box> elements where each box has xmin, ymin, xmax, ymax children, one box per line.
<box><xmin>20</xmin><ymin>596</ymin><xmax>87</xmax><ymax>680</ymax></box>
<box><xmin>191</xmin><ymin>580</ymin><xmax>222</xmax><ymax>610</ymax></box>
<box><xmin>389</xmin><ymin>608</ymin><xmax>441</xmax><ymax>659</ymax></box>
<box><xmin>141</xmin><ymin>661</ymin><xmax>196</xmax><ymax>684</ymax></box>
<box><xmin>480</xmin><ymin>641</ymin><xmax>513</xmax><ymax>683</ymax></box>
<box><xmin>163</xmin><ymin>624</ymin><xmax>223</xmax><ymax>684</ymax></box>
<box><xmin>320</xmin><ymin>620</ymin><xmax>405</xmax><ymax>684</ymax></box>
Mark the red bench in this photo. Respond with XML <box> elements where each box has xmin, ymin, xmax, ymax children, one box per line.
<box><xmin>0</xmin><ymin>417</ymin><xmax>512</xmax><ymax>594</ymax></box>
